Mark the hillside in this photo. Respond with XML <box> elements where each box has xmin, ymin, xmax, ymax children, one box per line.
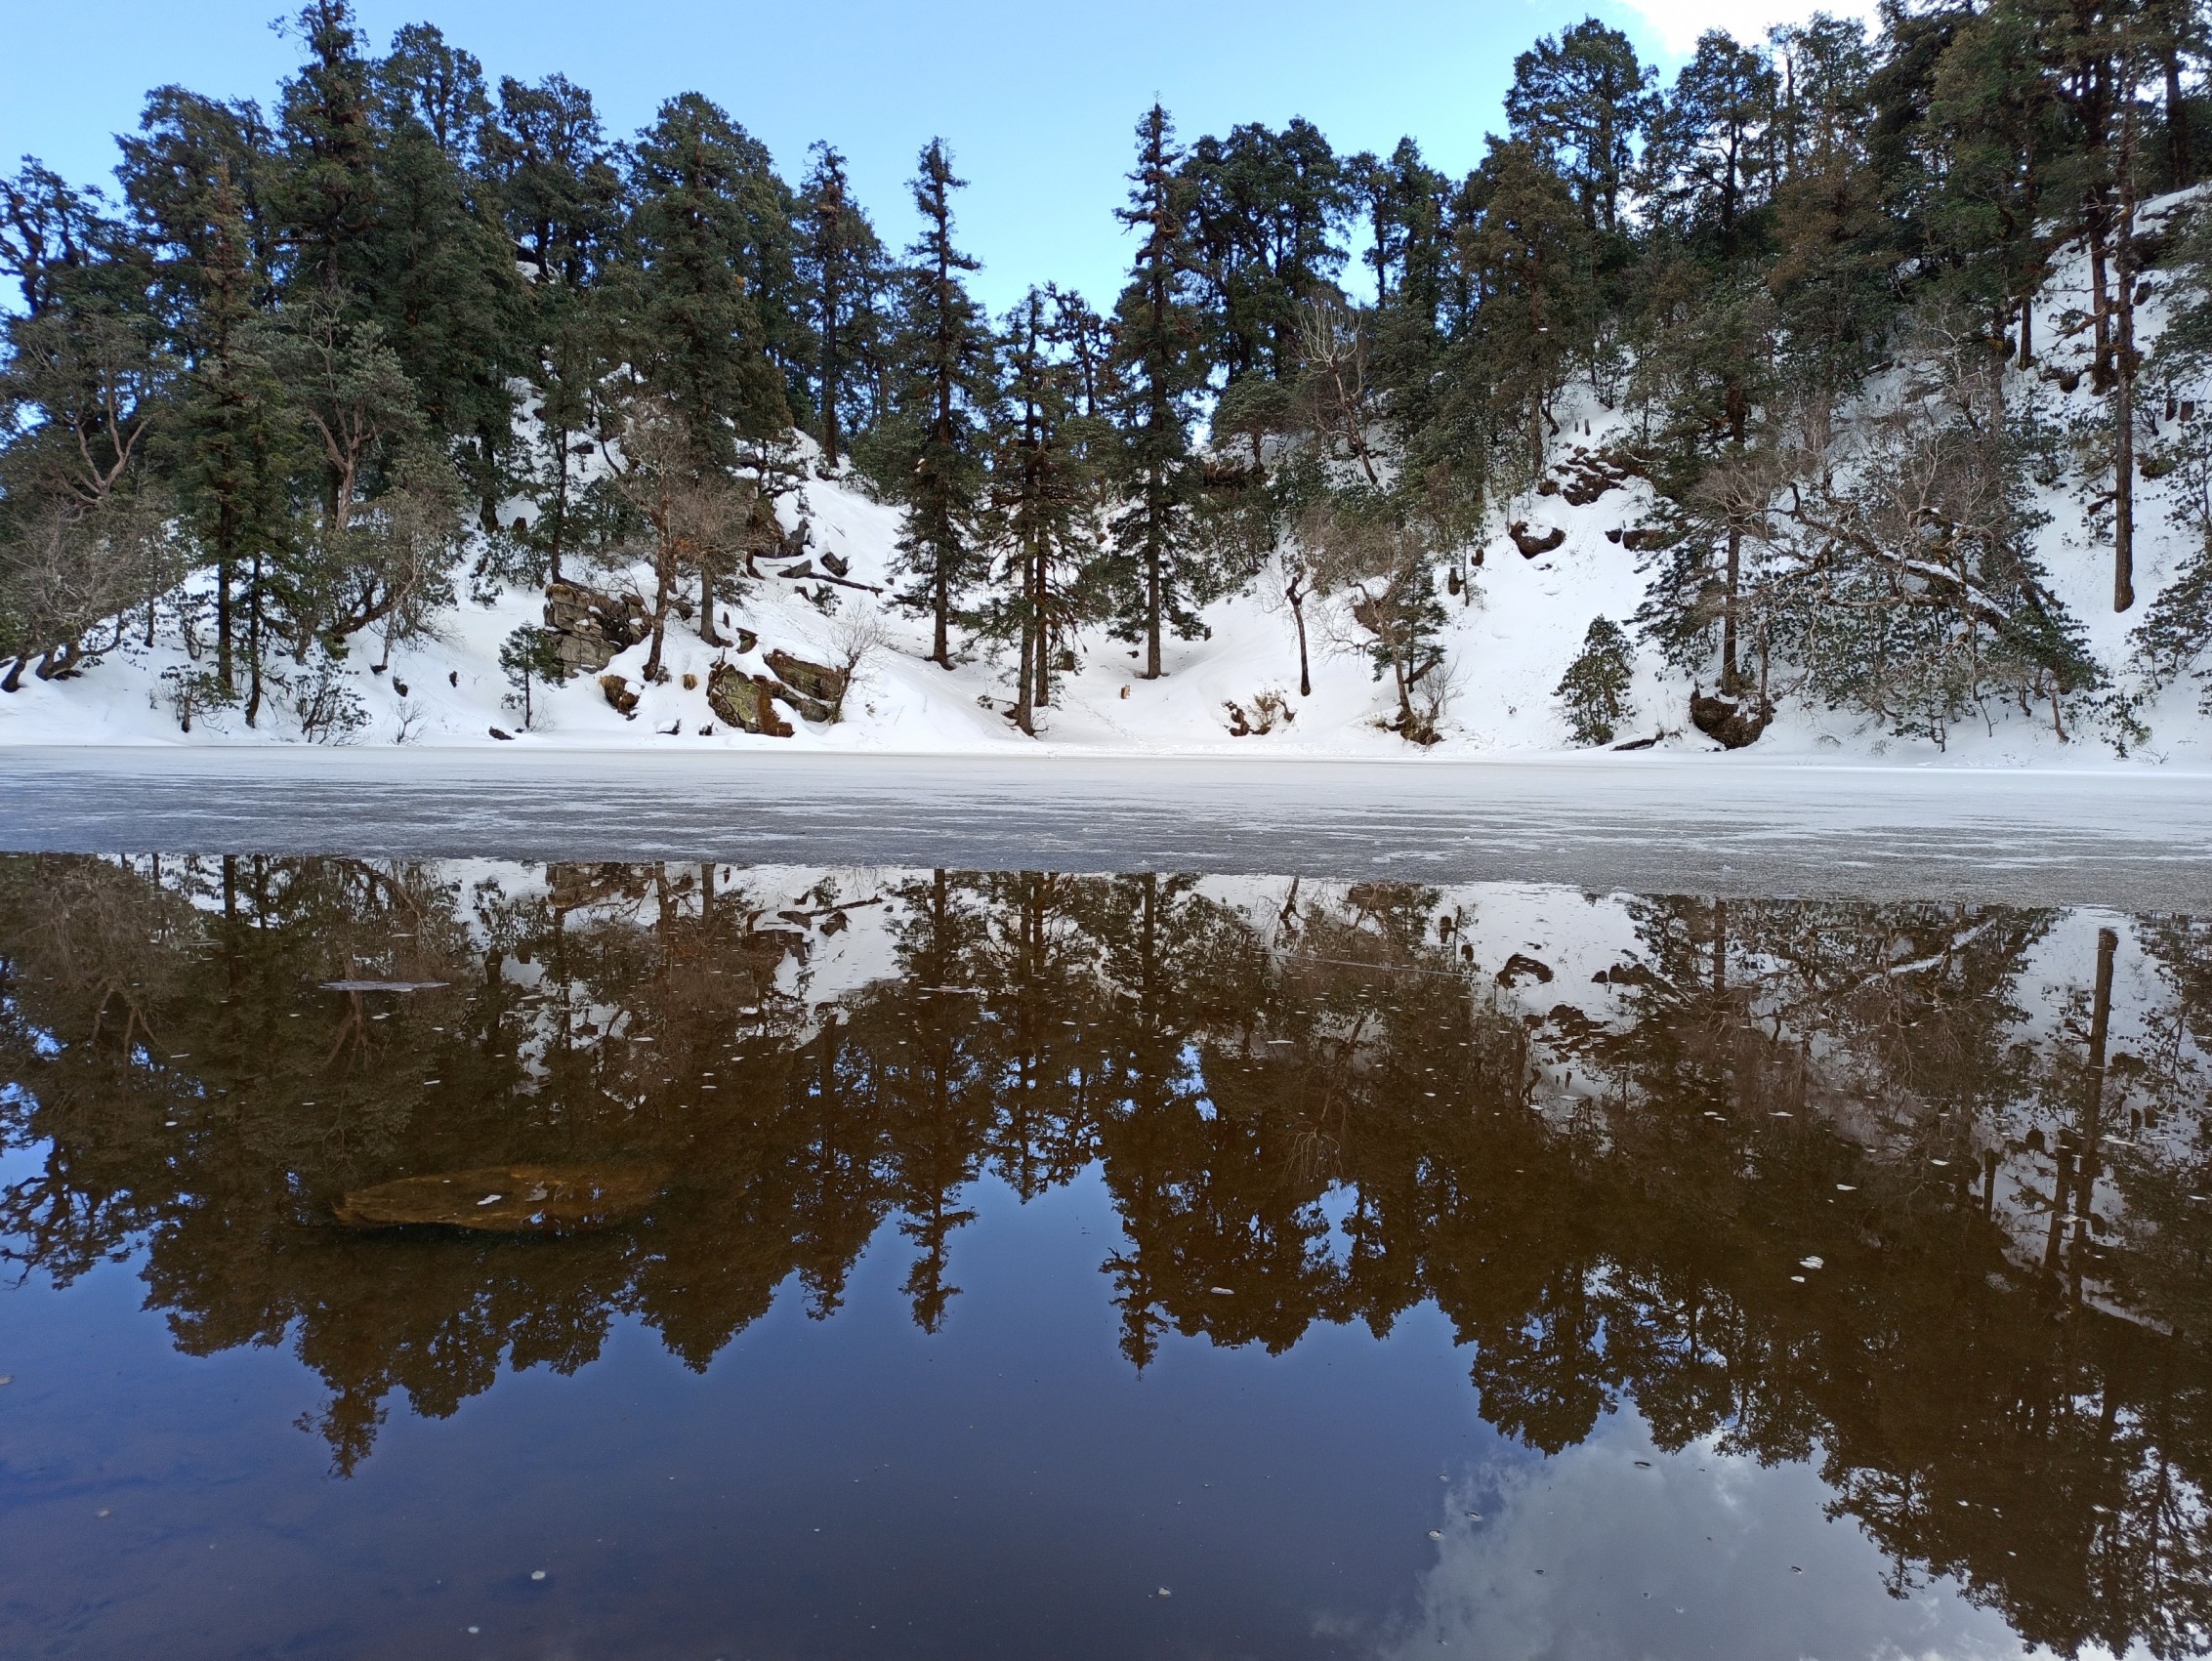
<box><xmin>5</xmin><ymin>190</ymin><xmax>2209</xmax><ymax>766</ymax></box>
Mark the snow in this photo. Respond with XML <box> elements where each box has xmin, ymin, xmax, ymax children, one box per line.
<box><xmin>5</xmin><ymin>190</ymin><xmax>2211</xmax><ymax>768</ymax></box>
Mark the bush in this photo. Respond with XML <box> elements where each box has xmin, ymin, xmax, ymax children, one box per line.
<box><xmin>1556</xmin><ymin>617</ymin><xmax>1636</xmax><ymax>746</ymax></box>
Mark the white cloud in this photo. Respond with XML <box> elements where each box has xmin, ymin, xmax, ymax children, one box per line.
<box><xmin>1372</xmin><ymin>1410</ymin><xmax>2104</xmax><ymax>1661</ymax></box>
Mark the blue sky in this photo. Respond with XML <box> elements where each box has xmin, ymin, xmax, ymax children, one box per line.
<box><xmin>0</xmin><ymin>0</ymin><xmax>1845</xmax><ymax>314</ymax></box>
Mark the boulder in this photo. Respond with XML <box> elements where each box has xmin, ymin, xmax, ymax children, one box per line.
<box><xmin>599</xmin><ymin>673</ymin><xmax>639</xmax><ymax>717</ymax></box>
<box><xmin>765</xmin><ymin>648</ymin><xmax>849</xmax><ymax>722</ymax></box>
<box><xmin>707</xmin><ymin>662</ymin><xmax>795</xmax><ymax>736</ymax></box>
<box><xmin>1508</xmin><ymin>520</ymin><xmax>1566</xmax><ymax>558</ymax></box>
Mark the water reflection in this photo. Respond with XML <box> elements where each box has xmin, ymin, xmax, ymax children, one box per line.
<box><xmin>3</xmin><ymin>855</ymin><xmax>2211</xmax><ymax>1657</ymax></box>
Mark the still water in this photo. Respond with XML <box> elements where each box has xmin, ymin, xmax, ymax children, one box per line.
<box><xmin>2</xmin><ymin>854</ymin><xmax>2207</xmax><ymax>1658</ymax></box>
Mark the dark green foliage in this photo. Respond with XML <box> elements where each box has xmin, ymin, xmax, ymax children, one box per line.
<box><xmin>1105</xmin><ymin>105</ymin><xmax>1217</xmax><ymax>680</ymax></box>
<box><xmin>797</xmin><ymin>144</ymin><xmax>890</xmax><ymax>472</ymax></box>
<box><xmin>498</xmin><ymin>622</ymin><xmax>563</xmax><ymax>727</ymax></box>
<box><xmin>869</xmin><ymin>140</ymin><xmax>998</xmax><ymax>668</ymax></box>
<box><xmin>1556</xmin><ymin>616</ymin><xmax>1637</xmax><ymax>744</ymax></box>
<box><xmin>1505</xmin><ymin>18</ymin><xmax>1655</xmax><ymax>235</ymax></box>
<box><xmin>622</xmin><ymin>93</ymin><xmax>791</xmax><ymax>455</ymax></box>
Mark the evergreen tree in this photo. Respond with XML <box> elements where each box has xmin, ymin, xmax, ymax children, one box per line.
<box><xmin>1107</xmin><ymin>105</ymin><xmax>1213</xmax><ymax>681</ymax></box>
<box><xmin>1646</xmin><ymin>31</ymin><xmax>1779</xmax><ymax>257</ymax></box>
<box><xmin>622</xmin><ymin>93</ymin><xmax>791</xmax><ymax>458</ymax></box>
<box><xmin>1504</xmin><ymin>18</ymin><xmax>1655</xmax><ymax>235</ymax></box>
<box><xmin>118</xmin><ymin>90</ymin><xmax>285</xmax><ymax>696</ymax></box>
<box><xmin>1181</xmin><ymin>118</ymin><xmax>1352</xmax><ymax>382</ymax></box>
<box><xmin>1555</xmin><ymin>616</ymin><xmax>1637</xmax><ymax>744</ymax></box>
<box><xmin>986</xmin><ymin>286</ymin><xmax>1098</xmax><ymax>733</ymax></box>
<box><xmin>796</xmin><ymin>143</ymin><xmax>889</xmax><ymax>472</ymax></box>
<box><xmin>878</xmin><ymin>140</ymin><xmax>996</xmax><ymax>668</ymax></box>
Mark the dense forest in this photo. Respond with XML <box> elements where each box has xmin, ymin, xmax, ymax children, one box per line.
<box><xmin>4</xmin><ymin>0</ymin><xmax>2212</xmax><ymax>749</ymax></box>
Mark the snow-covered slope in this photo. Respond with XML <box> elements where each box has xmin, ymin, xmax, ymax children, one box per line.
<box><xmin>5</xmin><ymin>192</ymin><xmax>2209</xmax><ymax>764</ymax></box>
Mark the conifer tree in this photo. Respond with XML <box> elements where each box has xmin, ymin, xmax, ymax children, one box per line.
<box><xmin>879</xmin><ymin>140</ymin><xmax>996</xmax><ymax>668</ymax></box>
<box><xmin>987</xmin><ymin>287</ymin><xmax>1097</xmax><ymax>733</ymax></box>
<box><xmin>1555</xmin><ymin>617</ymin><xmax>1637</xmax><ymax>744</ymax></box>
<box><xmin>118</xmin><ymin>91</ymin><xmax>284</xmax><ymax>695</ymax></box>
<box><xmin>623</xmin><ymin>94</ymin><xmax>791</xmax><ymax>458</ymax></box>
<box><xmin>1107</xmin><ymin>105</ymin><xmax>1212</xmax><ymax>680</ymax></box>
<box><xmin>1504</xmin><ymin>18</ymin><xmax>1655</xmax><ymax>236</ymax></box>
<box><xmin>1646</xmin><ymin>31</ymin><xmax>1779</xmax><ymax>256</ymax></box>
<box><xmin>797</xmin><ymin>144</ymin><xmax>888</xmax><ymax>472</ymax></box>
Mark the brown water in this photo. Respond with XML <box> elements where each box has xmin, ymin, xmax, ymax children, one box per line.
<box><xmin>1</xmin><ymin>854</ymin><xmax>2207</xmax><ymax>1658</ymax></box>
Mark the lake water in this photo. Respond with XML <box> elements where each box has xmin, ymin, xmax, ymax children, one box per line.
<box><xmin>2</xmin><ymin>846</ymin><xmax>2208</xmax><ymax>1657</ymax></box>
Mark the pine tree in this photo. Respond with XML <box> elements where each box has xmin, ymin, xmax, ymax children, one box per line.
<box><xmin>797</xmin><ymin>143</ymin><xmax>888</xmax><ymax>472</ymax></box>
<box><xmin>1107</xmin><ymin>105</ymin><xmax>1212</xmax><ymax>680</ymax></box>
<box><xmin>1504</xmin><ymin>18</ymin><xmax>1656</xmax><ymax>236</ymax></box>
<box><xmin>987</xmin><ymin>287</ymin><xmax>1097</xmax><ymax>733</ymax></box>
<box><xmin>623</xmin><ymin>94</ymin><xmax>791</xmax><ymax>458</ymax></box>
<box><xmin>118</xmin><ymin>90</ymin><xmax>285</xmax><ymax>696</ymax></box>
<box><xmin>1555</xmin><ymin>617</ymin><xmax>1637</xmax><ymax>744</ymax></box>
<box><xmin>879</xmin><ymin>140</ymin><xmax>996</xmax><ymax>668</ymax></box>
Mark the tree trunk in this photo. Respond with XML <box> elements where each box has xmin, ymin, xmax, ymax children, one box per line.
<box><xmin>820</xmin><ymin>275</ymin><xmax>842</xmax><ymax>470</ymax></box>
<box><xmin>2167</xmin><ymin>44</ymin><xmax>2191</xmax><ymax>187</ymax></box>
<box><xmin>245</xmin><ymin>548</ymin><xmax>263</xmax><ymax>727</ymax></box>
<box><xmin>645</xmin><ymin>546</ymin><xmax>672</xmax><ymax>680</ymax></box>
<box><xmin>700</xmin><ymin>565</ymin><xmax>723</xmax><ymax>646</ymax></box>
<box><xmin>1722</xmin><ymin>525</ymin><xmax>1742</xmax><ymax>693</ymax></box>
<box><xmin>1144</xmin><ymin>536</ymin><xmax>1163</xmax><ymax>680</ymax></box>
<box><xmin>932</xmin><ymin>566</ymin><xmax>950</xmax><ymax>668</ymax></box>
<box><xmin>217</xmin><ymin>546</ymin><xmax>234</xmax><ymax>688</ymax></box>
<box><xmin>2114</xmin><ymin>99</ymin><xmax>2140</xmax><ymax>613</ymax></box>
<box><xmin>1290</xmin><ymin>582</ymin><xmax>1312</xmax><ymax>697</ymax></box>
<box><xmin>1033</xmin><ymin>547</ymin><xmax>1053</xmax><ymax>710</ymax></box>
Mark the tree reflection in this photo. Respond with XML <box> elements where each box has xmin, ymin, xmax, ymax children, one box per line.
<box><xmin>3</xmin><ymin>855</ymin><xmax>2211</xmax><ymax>1654</ymax></box>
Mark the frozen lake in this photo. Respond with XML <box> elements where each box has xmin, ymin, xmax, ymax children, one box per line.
<box><xmin>7</xmin><ymin>746</ymin><xmax>2212</xmax><ymax>905</ymax></box>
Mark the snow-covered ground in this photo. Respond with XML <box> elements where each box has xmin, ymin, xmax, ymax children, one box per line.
<box><xmin>5</xmin><ymin>191</ymin><xmax>2209</xmax><ymax>766</ymax></box>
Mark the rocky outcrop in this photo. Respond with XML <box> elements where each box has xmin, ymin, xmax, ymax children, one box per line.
<box><xmin>1538</xmin><ymin>443</ymin><xmax>1648</xmax><ymax>507</ymax></box>
<box><xmin>707</xmin><ymin>663</ymin><xmax>795</xmax><ymax>736</ymax></box>
<box><xmin>765</xmin><ymin>648</ymin><xmax>848</xmax><ymax>722</ymax></box>
<box><xmin>544</xmin><ymin>581</ymin><xmax>647</xmax><ymax>676</ymax></box>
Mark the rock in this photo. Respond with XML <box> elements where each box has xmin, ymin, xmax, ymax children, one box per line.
<box><xmin>1690</xmin><ymin>685</ymin><xmax>1772</xmax><ymax>749</ymax></box>
<box><xmin>544</xmin><ymin>581</ymin><xmax>648</xmax><ymax>676</ymax></box>
<box><xmin>735</xmin><ymin>627</ymin><xmax>758</xmax><ymax>654</ymax></box>
<box><xmin>334</xmin><ymin>1163</ymin><xmax>671</xmax><ymax>1232</ymax></box>
<box><xmin>1508</xmin><ymin>520</ymin><xmax>1566</xmax><ymax>558</ymax></box>
<box><xmin>820</xmin><ymin>550</ymin><xmax>851</xmax><ymax>578</ymax></box>
<box><xmin>599</xmin><ymin>674</ymin><xmax>639</xmax><ymax>717</ymax></box>
<box><xmin>393</xmin><ymin>680</ymin><xmax>408</xmax><ymax>696</ymax></box>
<box><xmin>777</xmin><ymin>560</ymin><xmax>817</xmax><ymax>581</ymax></box>
<box><xmin>706</xmin><ymin>663</ymin><xmax>795</xmax><ymax>736</ymax></box>
<box><xmin>488</xmin><ymin>726</ymin><xmax>514</xmax><ymax>740</ymax></box>
<box><xmin>766</xmin><ymin>649</ymin><xmax>848</xmax><ymax>722</ymax></box>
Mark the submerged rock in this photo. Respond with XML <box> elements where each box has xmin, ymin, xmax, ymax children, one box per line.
<box><xmin>334</xmin><ymin>1163</ymin><xmax>670</xmax><ymax>1232</ymax></box>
